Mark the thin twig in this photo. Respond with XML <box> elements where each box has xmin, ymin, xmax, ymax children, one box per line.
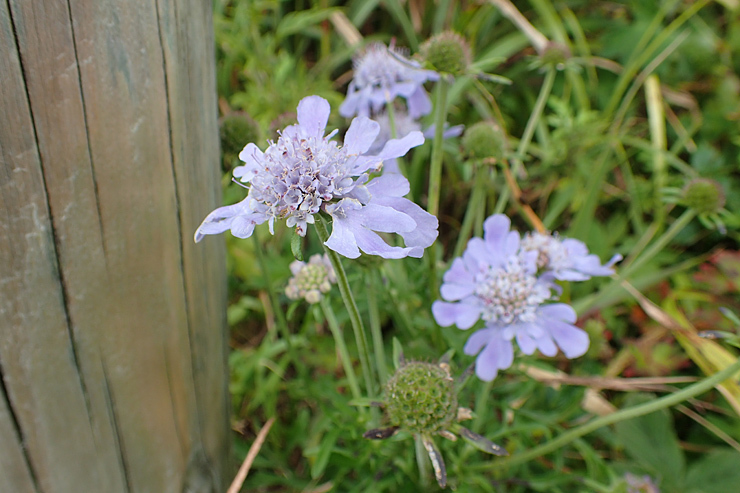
<box><xmin>227</xmin><ymin>417</ymin><xmax>276</xmax><ymax>493</ymax></box>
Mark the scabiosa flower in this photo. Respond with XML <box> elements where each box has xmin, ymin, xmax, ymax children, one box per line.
<box><xmin>364</xmin><ymin>357</ymin><xmax>507</xmax><ymax>488</ymax></box>
<box><xmin>194</xmin><ymin>96</ymin><xmax>439</xmax><ymax>260</ymax></box>
<box><xmin>519</xmin><ymin>231</ymin><xmax>622</xmax><ymax>284</ymax></box>
<box><xmin>285</xmin><ymin>254</ymin><xmax>336</xmax><ymax>304</ymax></box>
<box><xmin>432</xmin><ymin>214</ymin><xmax>591</xmax><ymax>381</ymax></box>
<box><xmin>339</xmin><ymin>42</ymin><xmax>439</xmax><ymax>119</ymax></box>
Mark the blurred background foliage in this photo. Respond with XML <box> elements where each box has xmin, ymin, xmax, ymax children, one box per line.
<box><xmin>212</xmin><ymin>0</ymin><xmax>740</xmax><ymax>491</ymax></box>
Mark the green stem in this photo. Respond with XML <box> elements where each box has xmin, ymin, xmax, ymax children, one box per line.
<box><xmin>314</xmin><ymin>215</ymin><xmax>375</xmax><ymax>396</ymax></box>
<box><xmin>479</xmin><ymin>356</ymin><xmax>740</xmax><ymax>471</ymax></box>
<box><xmin>384</xmin><ymin>97</ymin><xmax>408</xmax><ymax>178</ymax></box>
<box><xmin>454</xmin><ymin>164</ymin><xmax>488</xmax><ymax>258</ymax></box>
<box><xmin>496</xmin><ymin>67</ymin><xmax>555</xmax><ymax>213</ymax></box>
<box><xmin>367</xmin><ymin>271</ymin><xmax>388</xmax><ymax>385</ymax></box>
<box><xmin>427</xmin><ymin>78</ymin><xmax>450</xmax><ymax>218</ymax></box>
<box><xmin>251</xmin><ymin>234</ymin><xmax>291</xmax><ymax>347</ymax></box>
<box><xmin>319</xmin><ymin>297</ymin><xmax>363</xmax><ymax>401</ymax></box>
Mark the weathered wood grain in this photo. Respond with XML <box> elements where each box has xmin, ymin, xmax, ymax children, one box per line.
<box><xmin>0</xmin><ymin>0</ymin><xmax>228</xmax><ymax>491</ymax></box>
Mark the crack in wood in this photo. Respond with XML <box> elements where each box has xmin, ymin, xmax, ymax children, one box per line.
<box><xmin>64</xmin><ymin>0</ymin><xmax>107</xmax><ymax>262</ymax></box>
<box><xmin>0</xmin><ymin>354</ymin><xmax>41</xmax><ymax>493</ymax></box>
<box><xmin>101</xmin><ymin>361</ymin><xmax>132</xmax><ymax>493</ymax></box>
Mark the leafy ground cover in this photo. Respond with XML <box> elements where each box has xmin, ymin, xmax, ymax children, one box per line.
<box><xmin>210</xmin><ymin>1</ymin><xmax>740</xmax><ymax>491</ymax></box>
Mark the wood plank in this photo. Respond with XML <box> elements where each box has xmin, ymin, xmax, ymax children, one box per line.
<box><xmin>2</xmin><ymin>0</ymin><xmax>228</xmax><ymax>491</ymax></box>
<box><xmin>0</xmin><ymin>4</ymin><xmax>108</xmax><ymax>492</ymax></box>
<box><xmin>155</xmin><ymin>0</ymin><xmax>230</xmax><ymax>488</ymax></box>
<box><xmin>63</xmin><ymin>0</ymin><xmax>195</xmax><ymax>490</ymax></box>
<box><xmin>7</xmin><ymin>0</ymin><xmax>129</xmax><ymax>490</ymax></box>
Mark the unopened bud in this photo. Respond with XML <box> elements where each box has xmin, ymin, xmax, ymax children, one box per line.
<box><xmin>462</xmin><ymin>121</ymin><xmax>506</xmax><ymax>162</ymax></box>
<box><xmin>420</xmin><ymin>31</ymin><xmax>471</xmax><ymax>76</ymax></box>
<box><xmin>682</xmin><ymin>178</ymin><xmax>725</xmax><ymax>214</ymax></box>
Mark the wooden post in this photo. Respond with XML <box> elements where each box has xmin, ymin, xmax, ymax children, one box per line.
<box><xmin>0</xmin><ymin>1</ymin><xmax>229</xmax><ymax>492</ymax></box>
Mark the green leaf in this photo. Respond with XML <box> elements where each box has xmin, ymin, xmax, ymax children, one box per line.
<box><xmin>276</xmin><ymin>7</ymin><xmax>339</xmax><ymax>39</ymax></box>
<box><xmin>290</xmin><ymin>230</ymin><xmax>303</xmax><ymax>261</ymax></box>
<box><xmin>310</xmin><ymin>427</ymin><xmax>341</xmax><ymax>479</ymax></box>
<box><xmin>348</xmin><ymin>397</ymin><xmax>383</xmax><ymax>407</ymax></box>
<box><xmin>684</xmin><ymin>449</ymin><xmax>740</xmax><ymax>493</ymax></box>
<box><xmin>614</xmin><ymin>393</ymin><xmax>685</xmax><ymax>491</ymax></box>
<box><xmin>392</xmin><ymin>337</ymin><xmax>404</xmax><ymax>370</ymax></box>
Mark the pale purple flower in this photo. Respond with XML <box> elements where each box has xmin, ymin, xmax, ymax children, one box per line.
<box><xmin>520</xmin><ymin>231</ymin><xmax>622</xmax><ymax>283</ymax></box>
<box><xmin>432</xmin><ymin>214</ymin><xmax>589</xmax><ymax>381</ymax></box>
<box><xmin>285</xmin><ymin>254</ymin><xmax>336</xmax><ymax>304</ymax></box>
<box><xmin>339</xmin><ymin>43</ymin><xmax>439</xmax><ymax>119</ymax></box>
<box><xmin>195</xmin><ymin>96</ymin><xmax>438</xmax><ymax>260</ymax></box>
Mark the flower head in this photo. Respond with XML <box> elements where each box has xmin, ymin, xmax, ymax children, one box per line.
<box><xmin>339</xmin><ymin>43</ymin><xmax>439</xmax><ymax>119</ymax></box>
<box><xmin>285</xmin><ymin>254</ymin><xmax>336</xmax><ymax>304</ymax></box>
<box><xmin>520</xmin><ymin>231</ymin><xmax>622</xmax><ymax>283</ymax></box>
<box><xmin>432</xmin><ymin>215</ymin><xmax>595</xmax><ymax>381</ymax></box>
<box><xmin>195</xmin><ymin>96</ymin><xmax>439</xmax><ymax>260</ymax></box>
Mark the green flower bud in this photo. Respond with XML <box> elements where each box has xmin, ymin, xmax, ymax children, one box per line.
<box><xmin>420</xmin><ymin>31</ymin><xmax>471</xmax><ymax>76</ymax></box>
<box><xmin>462</xmin><ymin>121</ymin><xmax>506</xmax><ymax>162</ymax></box>
<box><xmin>219</xmin><ymin>113</ymin><xmax>261</xmax><ymax>158</ymax></box>
<box><xmin>682</xmin><ymin>178</ymin><xmax>725</xmax><ymax>214</ymax></box>
<box><xmin>384</xmin><ymin>362</ymin><xmax>457</xmax><ymax>434</ymax></box>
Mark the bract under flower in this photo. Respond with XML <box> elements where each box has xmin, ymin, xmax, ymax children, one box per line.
<box><xmin>194</xmin><ymin>96</ymin><xmax>438</xmax><ymax>260</ymax></box>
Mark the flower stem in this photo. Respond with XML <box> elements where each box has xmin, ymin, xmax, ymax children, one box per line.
<box><xmin>495</xmin><ymin>67</ymin><xmax>555</xmax><ymax>214</ymax></box>
<box><xmin>367</xmin><ymin>270</ymin><xmax>388</xmax><ymax>385</ymax></box>
<box><xmin>319</xmin><ymin>297</ymin><xmax>363</xmax><ymax>401</ymax></box>
<box><xmin>251</xmin><ymin>234</ymin><xmax>292</xmax><ymax>348</ymax></box>
<box><xmin>478</xmin><ymin>355</ymin><xmax>740</xmax><ymax>471</ymax></box>
<box><xmin>454</xmin><ymin>164</ymin><xmax>488</xmax><ymax>258</ymax></box>
<box><xmin>314</xmin><ymin>215</ymin><xmax>375</xmax><ymax>396</ymax></box>
<box><xmin>427</xmin><ymin>77</ymin><xmax>450</xmax><ymax>218</ymax></box>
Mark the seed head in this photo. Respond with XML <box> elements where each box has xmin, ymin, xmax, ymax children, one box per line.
<box><xmin>682</xmin><ymin>178</ymin><xmax>725</xmax><ymax>214</ymax></box>
<box><xmin>384</xmin><ymin>362</ymin><xmax>457</xmax><ymax>434</ymax></box>
<box><xmin>462</xmin><ymin>121</ymin><xmax>506</xmax><ymax>162</ymax></box>
<box><xmin>420</xmin><ymin>31</ymin><xmax>471</xmax><ymax>76</ymax></box>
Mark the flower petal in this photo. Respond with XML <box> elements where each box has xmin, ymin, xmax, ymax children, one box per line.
<box><xmin>473</xmin><ymin>332</ymin><xmax>514</xmax><ymax>382</ymax></box>
<box><xmin>297</xmin><ymin>96</ymin><xmax>330</xmax><ymax>138</ymax></box>
<box><xmin>344</xmin><ymin>116</ymin><xmax>380</xmax><ymax>155</ymax></box>
<box><xmin>194</xmin><ymin>197</ymin><xmax>266</xmax><ymax>242</ymax></box>
<box><xmin>351</xmin><ymin>131</ymin><xmax>424</xmax><ymax>174</ymax></box>
<box><xmin>463</xmin><ymin>328</ymin><xmax>494</xmax><ymax>354</ymax></box>
<box><xmin>355</xmin><ymin>203</ymin><xmax>415</xmax><ymax>233</ymax></box>
<box><xmin>352</xmin><ymin>227</ymin><xmax>414</xmax><ymax>259</ymax></box>
<box><xmin>366</xmin><ymin>174</ymin><xmax>410</xmax><ymax>197</ymax></box>
<box><xmin>234</xmin><ymin>143</ymin><xmax>263</xmax><ymax>183</ymax></box>
<box><xmin>432</xmin><ymin>301</ymin><xmax>480</xmax><ymax>329</ymax></box>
